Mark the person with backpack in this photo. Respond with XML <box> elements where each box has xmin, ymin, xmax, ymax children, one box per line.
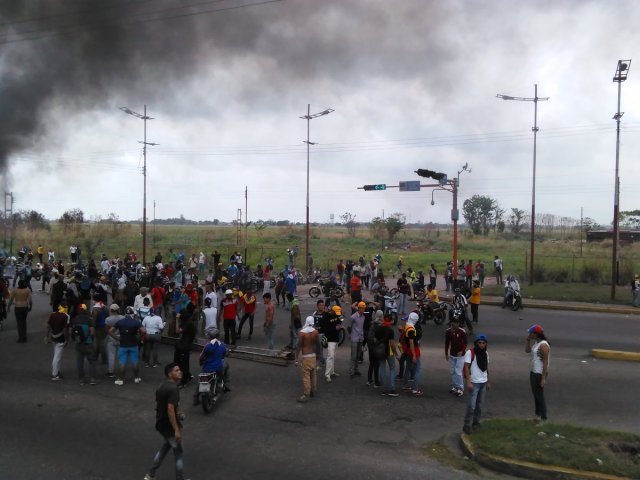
<box><xmin>110</xmin><ymin>306</ymin><xmax>145</xmax><ymax>386</ymax></box>
<box><xmin>462</xmin><ymin>334</ymin><xmax>490</xmax><ymax>434</ymax></box>
<box><xmin>401</xmin><ymin>312</ymin><xmax>424</xmax><ymax>397</ymax></box>
<box><xmin>376</xmin><ymin>312</ymin><xmax>399</xmax><ymax>397</ymax></box>
<box><xmin>71</xmin><ymin>304</ymin><xmax>97</xmax><ymax>385</ymax></box>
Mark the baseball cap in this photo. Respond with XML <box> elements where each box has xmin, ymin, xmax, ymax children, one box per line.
<box><xmin>109</xmin><ymin>304</ymin><xmax>120</xmax><ymax>311</ymax></box>
<box><xmin>332</xmin><ymin>305</ymin><xmax>342</xmax><ymax>315</ymax></box>
<box><xmin>475</xmin><ymin>334</ymin><xmax>488</xmax><ymax>342</ymax></box>
<box><xmin>225</xmin><ymin>289</ymin><xmax>233</xmax><ymax>295</ymax></box>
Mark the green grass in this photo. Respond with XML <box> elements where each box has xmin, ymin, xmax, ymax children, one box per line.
<box><xmin>481</xmin><ymin>284</ymin><xmax>632</xmax><ymax>305</ymax></box>
<box><xmin>471</xmin><ymin>418</ymin><xmax>640</xmax><ymax>478</ymax></box>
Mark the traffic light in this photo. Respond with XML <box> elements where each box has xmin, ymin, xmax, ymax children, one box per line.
<box><xmin>363</xmin><ymin>184</ymin><xmax>386</xmax><ymax>191</ymax></box>
<box><xmin>415</xmin><ymin>169</ymin><xmax>447</xmax><ymax>181</ymax></box>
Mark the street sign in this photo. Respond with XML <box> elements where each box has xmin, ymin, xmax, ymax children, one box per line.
<box><xmin>399</xmin><ymin>181</ymin><xmax>421</xmax><ymax>192</ymax></box>
<box><xmin>363</xmin><ymin>184</ymin><xmax>387</xmax><ymax>191</ymax></box>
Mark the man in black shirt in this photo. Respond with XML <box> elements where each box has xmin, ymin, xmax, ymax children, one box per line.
<box><xmin>319</xmin><ymin>304</ymin><xmax>343</xmax><ymax>382</ymax></box>
<box><xmin>174</xmin><ymin>303</ymin><xmax>196</xmax><ymax>387</ymax></box>
<box><xmin>144</xmin><ymin>363</ymin><xmax>186</xmax><ymax>480</ymax></box>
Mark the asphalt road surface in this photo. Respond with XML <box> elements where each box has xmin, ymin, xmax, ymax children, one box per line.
<box><xmin>1</xmin><ymin>286</ymin><xmax>638</xmax><ymax>480</ymax></box>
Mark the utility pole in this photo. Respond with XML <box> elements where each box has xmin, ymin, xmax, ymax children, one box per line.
<box><xmin>4</xmin><ymin>192</ymin><xmax>14</xmax><ymax>253</ymax></box>
<box><xmin>120</xmin><ymin>105</ymin><xmax>158</xmax><ymax>265</ymax></box>
<box><xmin>497</xmin><ymin>85</ymin><xmax>549</xmax><ymax>285</ymax></box>
<box><xmin>611</xmin><ymin>59</ymin><xmax>631</xmax><ymax>299</ymax></box>
<box><xmin>244</xmin><ymin>186</ymin><xmax>248</xmax><ymax>263</ymax></box>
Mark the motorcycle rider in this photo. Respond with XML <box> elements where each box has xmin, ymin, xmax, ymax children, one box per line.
<box><xmin>193</xmin><ymin>327</ymin><xmax>230</xmax><ymax>405</ymax></box>
<box><xmin>450</xmin><ymin>287</ymin><xmax>473</xmax><ymax>334</ymax></box>
<box><xmin>503</xmin><ymin>275</ymin><xmax>521</xmax><ymax>308</ymax></box>
<box><xmin>423</xmin><ymin>284</ymin><xmax>441</xmax><ymax>321</ymax></box>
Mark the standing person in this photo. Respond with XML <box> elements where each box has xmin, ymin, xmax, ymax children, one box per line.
<box><xmin>285</xmin><ymin>293</ymin><xmax>301</xmax><ymax>350</ymax></box>
<box><xmin>143</xmin><ymin>363</ymin><xmax>187</xmax><ymax>480</ymax></box>
<box><xmin>47</xmin><ymin>305</ymin><xmax>70</xmax><ymax>381</ymax></box>
<box><xmin>151</xmin><ymin>281</ymin><xmax>166</xmax><ymax>320</ymax></box>
<box><xmin>365</xmin><ymin>310</ymin><xmax>383</xmax><ymax>388</ymax></box>
<box><xmin>445</xmin><ymin>261</ymin><xmax>453</xmax><ymax>292</ymax></box>
<box><xmin>104</xmin><ymin>303</ymin><xmax>124</xmax><ymax>378</ymax></box>
<box><xmin>284</xmin><ymin>271</ymin><xmax>297</xmax><ymax>308</ymax></box>
<box><xmin>445</xmin><ymin>317</ymin><xmax>468</xmax><ymax>397</ymax></box>
<box><xmin>262</xmin><ymin>263</ymin><xmax>272</xmax><ymax>296</ymax></box>
<box><xmin>294</xmin><ymin>316</ymin><xmax>319</xmax><ymax>403</ymax></box>
<box><xmin>525</xmin><ymin>324</ymin><xmax>550</xmax><ymax>424</ymax></box>
<box><xmin>428</xmin><ymin>264</ymin><xmax>437</xmax><ymax>289</ymax></box>
<box><xmin>274</xmin><ymin>273</ymin><xmax>286</xmax><ymax>307</ymax></box>
<box><xmin>111</xmin><ymin>306</ymin><xmax>144</xmax><ymax>385</ymax></box>
<box><xmin>465</xmin><ymin>260</ymin><xmax>473</xmax><ymax>290</ymax></box>
<box><xmin>401</xmin><ymin>312</ymin><xmax>424</xmax><ymax>397</ymax></box>
<box><xmin>494</xmin><ymin>255</ymin><xmax>503</xmax><ymax>285</ymax></box>
<box><xmin>174</xmin><ymin>303</ymin><xmax>196</xmax><ymax>387</ymax></box>
<box><xmin>462</xmin><ymin>334</ymin><xmax>490</xmax><ymax>434</ymax></box>
<box><xmin>237</xmin><ymin>289</ymin><xmax>256</xmax><ymax>341</ymax></box>
<box><xmin>377</xmin><ymin>313</ymin><xmax>399</xmax><ymax>397</ymax></box>
<box><xmin>143</xmin><ymin>308</ymin><xmax>165</xmax><ymax>368</ymax></box>
<box><xmin>319</xmin><ymin>303</ymin><xmax>343</xmax><ymax>382</ymax></box>
<box><xmin>469</xmin><ymin>280</ymin><xmax>481</xmax><ymax>324</ymax></box>
<box><xmin>71</xmin><ymin>304</ymin><xmax>98</xmax><ymax>386</ymax></box>
<box><xmin>349</xmin><ymin>270</ymin><xmax>363</xmax><ymax>308</ymax></box>
<box><xmin>37</xmin><ymin>244</ymin><xmax>44</xmax><ymax>264</ymax></box>
<box><xmin>7</xmin><ymin>279</ymin><xmax>32</xmax><ymax>342</ymax></box>
<box><xmin>91</xmin><ymin>295</ymin><xmax>109</xmax><ymax>366</ymax></box>
<box><xmin>201</xmin><ymin>297</ymin><xmax>217</xmax><ymax>332</ymax></box>
<box><xmin>632</xmin><ymin>275</ymin><xmax>640</xmax><ymax>307</ymax></box>
<box><xmin>219</xmin><ymin>289</ymin><xmax>238</xmax><ymax>346</ymax></box>
<box><xmin>263</xmin><ymin>292</ymin><xmax>275</xmax><ymax>350</ymax></box>
<box><xmin>347</xmin><ymin>301</ymin><xmax>366</xmax><ymax>378</ymax></box>
<box><xmin>478</xmin><ymin>262</ymin><xmax>486</xmax><ymax>288</ymax></box>
<box><xmin>49</xmin><ymin>268</ymin><xmax>66</xmax><ymax>312</ymax></box>
<box><xmin>396</xmin><ymin>273</ymin><xmax>409</xmax><ymax>315</ymax></box>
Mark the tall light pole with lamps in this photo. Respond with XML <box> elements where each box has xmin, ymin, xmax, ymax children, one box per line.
<box><xmin>300</xmin><ymin>105</ymin><xmax>334</xmax><ymax>274</ymax></box>
<box><xmin>497</xmin><ymin>85</ymin><xmax>549</xmax><ymax>285</ymax></box>
<box><xmin>611</xmin><ymin>59</ymin><xmax>631</xmax><ymax>299</ymax></box>
<box><xmin>120</xmin><ymin>105</ymin><xmax>158</xmax><ymax>265</ymax></box>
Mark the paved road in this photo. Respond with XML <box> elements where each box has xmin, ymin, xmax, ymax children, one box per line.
<box><xmin>0</xmin><ymin>287</ymin><xmax>638</xmax><ymax>480</ymax></box>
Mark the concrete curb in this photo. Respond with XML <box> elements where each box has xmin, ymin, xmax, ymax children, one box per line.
<box><xmin>472</xmin><ymin>298</ymin><xmax>640</xmax><ymax>316</ymax></box>
<box><xmin>459</xmin><ymin>433</ymin><xmax>633</xmax><ymax>480</ymax></box>
<box><xmin>592</xmin><ymin>349</ymin><xmax>640</xmax><ymax>362</ymax></box>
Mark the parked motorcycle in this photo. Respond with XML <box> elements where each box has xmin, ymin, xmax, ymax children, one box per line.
<box><xmin>309</xmin><ymin>279</ymin><xmax>344</xmax><ymax>300</ymax></box>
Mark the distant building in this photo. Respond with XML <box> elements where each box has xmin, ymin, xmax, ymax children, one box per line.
<box><xmin>586</xmin><ymin>230</ymin><xmax>640</xmax><ymax>243</ymax></box>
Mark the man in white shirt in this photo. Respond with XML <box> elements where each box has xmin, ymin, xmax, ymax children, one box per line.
<box><xmin>462</xmin><ymin>334</ymin><xmax>490</xmax><ymax>434</ymax></box>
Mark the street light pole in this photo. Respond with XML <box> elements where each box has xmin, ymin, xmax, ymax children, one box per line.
<box><xmin>300</xmin><ymin>105</ymin><xmax>334</xmax><ymax>274</ymax></box>
<box><xmin>611</xmin><ymin>59</ymin><xmax>631</xmax><ymax>300</ymax></box>
<box><xmin>120</xmin><ymin>105</ymin><xmax>158</xmax><ymax>265</ymax></box>
<box><xmin>497</xmin><ymin>85</ymin><xmax>549</xmax><ymax>286</ymax></box>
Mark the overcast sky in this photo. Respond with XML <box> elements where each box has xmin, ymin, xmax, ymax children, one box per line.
<box><xmin>1</xmin><ymin>0</ymin><xmax>639</xmax><ymax>226</ymax></box>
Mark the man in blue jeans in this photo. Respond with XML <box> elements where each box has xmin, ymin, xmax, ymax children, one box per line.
<box><xmin>376</xmin><ymin>314</ymin><xmax>399</xmax><ymax>397</ymax></box>
<box><xmin>144</xmin><ymin>363</ymin><xmax>187</xmax><ymax>480</ymax></box>
<box><xmin>462</xmin><ymin>334</ymin><xmax>490</xmax><ymax>434</ymax></box>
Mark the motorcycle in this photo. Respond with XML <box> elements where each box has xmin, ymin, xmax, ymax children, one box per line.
<box><xmin>417</xmin><ymin>299</ymin><xmax>447</xmax><ymax>325</ymax></box>
<box><xmin>383</xmin><ymin>294</ymin><xmax>399</xmax><ymax>325</ymax></box>
<box><xmin>504</xmin><ymin>287</ymin><xmax>523</xmax><ymax>311</ymax></box>
<box><xmin>309</xmin><ymin>279</ymin><xmax>344</xmax><ymax>300</ymax></box>
<box><xmin>32</xmin><ymin>263</ymin><xmax>43</xmax><ymax>282</ymax></box>
<box><xmin>196</xmin><ymin>371</ymin><xmax>228</xmax><ymax>414</ymax></box>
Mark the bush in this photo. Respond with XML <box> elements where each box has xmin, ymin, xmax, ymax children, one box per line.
<box><xmin>547</xmin><ymin>267</ymin><xmax>570</xmax><ymax>283</ymax></box>
<box><xmin>580</xmin><ymin>263</ymin><xmax>602</xmax><ymax>284</ymax></box>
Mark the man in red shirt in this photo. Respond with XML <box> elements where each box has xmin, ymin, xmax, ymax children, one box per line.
<box><xmin>237</xmin><ymin>289</ymin><xmax>256</xmax><ymax>340</ymax></box>
<box><xmin>151</xmin><ymin>281</ymin><xmax>166</xmax><ymax>320</ymax></box>
<box><xmin>219</xmin><ymin>289</ymin><xmax>238</xmax><ymax>346</ymax></box>
<box><xmin>465</xmin><ymin>260</ymin><xmax>473</xmax><ymax>290</ymax></box>
<box><xmin>445</xmin><ymin>317</ymin><xmax>468</xmax><ymax>397</ymax></box>
<box><xmin>349</xmin><ymin>270</ymin><xmax>362</xmax><ymax>310</ymax></box>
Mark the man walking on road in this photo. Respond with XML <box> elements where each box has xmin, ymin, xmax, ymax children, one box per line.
<box><xmin>263</xmin><ymin>292</ymin><xmax>275</xmax><ymax>350</ymax></box>
<box><xmin>144</xmin><ymin>363</ymin><xmax>187</xmax><ymax>480</ymax></box>
<box><xmin>295</xmin><ymin>316</ymin><xmax>319</xmax><ymax>403</ymax></box>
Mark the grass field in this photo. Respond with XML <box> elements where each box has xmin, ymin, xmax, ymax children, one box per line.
<box><xmin>7</xmin><ymin>222</ymin><xmax>639</xmax><ymax>304</ymax></box>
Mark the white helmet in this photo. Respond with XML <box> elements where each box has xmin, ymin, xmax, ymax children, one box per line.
<box><xmin>225</xmin><ymin>289</ymin><xmax>233</xmax><ymax>295</ymax></box>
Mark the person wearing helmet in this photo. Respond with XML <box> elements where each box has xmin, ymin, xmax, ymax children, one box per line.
<box><xmin>525</xmin><ymin>324</ymin><xmax>550</xmax><ymax>423</ymax></box>
<box><xmin>193</xmin><ymin>327</ymin><xmax>230</xmax><ymax>405</ymax></box>
<box><xmin>219</xmin><ymin>289</ymin><xmax>238</xmax><ymax>346</ymax></box>
<box><xmin>318</xmin><ymin>301</ymin><xmax>343</xmax><ymax>381</ymax></box>
<box><xmin>451</xmin><ymin>288</ymin><xmax>473</xmax><ymax>334</ymax></box>
<box><xmin>462</xmin><ymin>334</ymin><xmax>490</xmax><ymax>434</ymax></box>
<box><xmin>503</xmin><ymin>275</ymin><xmax>520</xmax><ymax>308</ymax></box>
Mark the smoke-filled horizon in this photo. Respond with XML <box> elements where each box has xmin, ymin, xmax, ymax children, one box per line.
<box><xmin>1</xmin><ymin>0</ymin><xmax>639</xmax><ymax>225</ymax></box>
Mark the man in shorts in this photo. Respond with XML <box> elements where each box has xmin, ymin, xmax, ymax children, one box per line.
<box><xmin>109</xmin><ymin>306</ymin><xmax>144</xmax><ymax>385</ymax></box>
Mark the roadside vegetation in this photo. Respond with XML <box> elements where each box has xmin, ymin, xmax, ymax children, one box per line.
<box><xmin>469</xmin><ymin>418</ymin><xmax>640</xmax><ymax>479</ymax></box>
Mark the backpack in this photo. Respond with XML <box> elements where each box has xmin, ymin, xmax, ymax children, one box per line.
<box><xmin>71</xmin><ymin>323</ymin><xmax>93</xmax><ymax>344</ymax></box>
<box><xmin>373</xmin><ymin>338</ymin><xmax>387</xmax><ymax>360</ymax></box>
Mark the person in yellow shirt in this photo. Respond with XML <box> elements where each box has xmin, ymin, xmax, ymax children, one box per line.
<box><xmin>37</xmin><ymin>244</ymin><xmax>45</xmax><ymax>264</ymax></box>
<box><xmin>469</xmin><ymin>280</ymin><xmax>481</xmax><ymax>324</ymax></box>
<box><xmin>425</xmin><ymin>284</ymin><xmax>440</xmax><ymax>319</ymax></box>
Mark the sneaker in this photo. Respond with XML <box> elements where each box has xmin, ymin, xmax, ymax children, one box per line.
<box><xmin>114</xmin><ymin>379</ymin><xmax>124</xmax><ymax>386</ymax></box>
<box><xmin>326</xmin><ymin>376</ymin><xmax>332</xmax><ymax>383</ymax></box>
<box><xmin>144</xmin><ymin>363</ymin><xmax>151</xmax><ymax>368</ymax></box>
<box><xmin>89</xmin><ymin>378</ymin><xmax>97</xmax><ymax>386</ymax></box>
<box><xmin>387</xmin><ymin>390</ymin><xmax>399</xmax><ymax>397</ymax></box>
<box><xmin>296</xmin><ymin>394</ymin><xmax>308</xmax><ymax>403</ymax></box>
<box><xmin>152</xmin><ymin>363</ymin><xmax>160</xmax><ymax>368</ymax></box>
<box><xmin>462</xmin><ymin>425</ymin><xmax>472</xmax><ymax>434</ymax></box>
<box><xmin>51</xmin><ymin>375</ymin><xmax>61</xmax><ymax>381</ymax></box>
<box><xmin>143</xmin><ymin>474</ymin><xmax>155</xmax><ymax>480</ymax></box>
<box><xmin>373</xmin><ymin>383</ymin><xmax>381</xmax><ymax>388</ymax></box>
<box><xmin>449</xmin><ymin>387</ymin><xmax>457</xmax><ymax>394</ymax></box>
<box><xmin>456</xmin><ymin>389</ymin><xmax>464</xmax><ymax>397</ymax></box>
<box><xmin>79</xmin><ymin>379</ymin><xmax>86</xmax><ymax>386</ymax></box>
<box><xmin>105</xmin><ymin>372</ymin><xmax>115</xmax><ymax>378</ymax></box>
<box><xmin>366</xmin><ymin>381</ymin><xmax>374</xmax><ymax>386</ymax></box>
<box><xmin>402</xmin><ymin>385</ymin><xmax>413</xmax><ymax>391</ymax></box>
<box><xmin>331</xmin><ymin>372</ymin><xmax>340</xmax><ymax>378</ymax></box>
<box><xmin>412</xmin><ymin>389</ymin><xmax>424</xmax><ymax>397</ymax></box>
<box><xmin>134</xmin><ymin>377</ymin><xmax>142</xmax><ymax>384</ymax></box>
